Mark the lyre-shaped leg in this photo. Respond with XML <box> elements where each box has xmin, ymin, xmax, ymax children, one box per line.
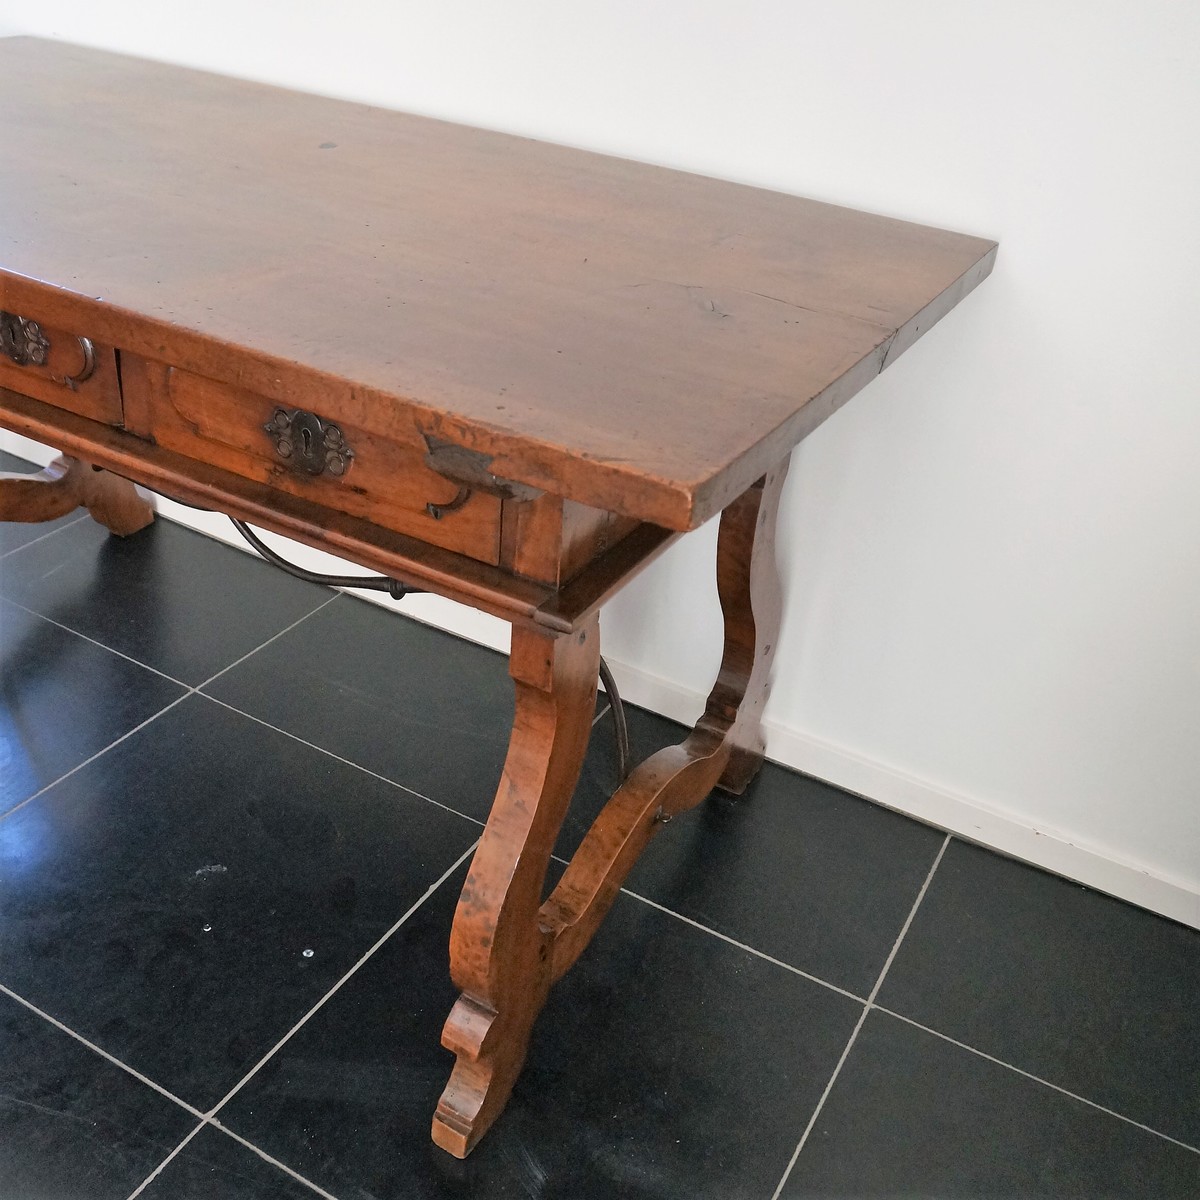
<box><xmin>431</xmin><ymin>457</ymin><xmax>789</xmax><ymax>1157</ymax></box>
<box><xmin>0</xmin><ymin>455</ymin><xmax>153</xmax><ymax>536</ymax></box>
<box><xmin>433</xmin><ymin>614</ymin><xmax>601</xmax><ymax>1157</ymax></box>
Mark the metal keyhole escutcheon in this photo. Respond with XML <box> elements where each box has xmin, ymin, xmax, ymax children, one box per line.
<box><xmin>263</xmin><ymin>408</ymin><xmax>355</xmax><ymax>477</ymax></box>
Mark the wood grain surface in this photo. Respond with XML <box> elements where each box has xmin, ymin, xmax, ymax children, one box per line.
<box><xmin>0</xmin><ymin>37</ymin><xmax>996</xmax><ymax>530</ymax></box>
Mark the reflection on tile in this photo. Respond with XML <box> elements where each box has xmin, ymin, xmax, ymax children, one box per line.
<box><xmin>878</xmin><ymin>840</ymin><xmax>1200</xmax><ymax>1144</ymax></box>
<box><xmin>222</xmin><ymin>868</ymin><xmax>862</xmax><ymax>1200</ymax></box>
<box><xmin>0</xmin><ymin>516</ymin><xmax>332</xmax><ymax>684</ymax></box>
<box><xmin>0</xmin><ymin>695</ymin><xmax>477</xmax><ymax>1110</ymax></box>
<box><xmin>0</xmin><ymin>988</ymin><xmax>194</xmax><ymax>1200</ymax></box>
<box><xmin>0</xmin><ymin>598</ymin><xmax>185</xmax><ymax>814</ymax></box>
<box><xmin>780</xmin><ymin>1010</ymin><xmax>1200</xmax><ymax>1198</ymax></box>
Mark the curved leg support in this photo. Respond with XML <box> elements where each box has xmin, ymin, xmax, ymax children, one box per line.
<box><xmin>433</xmin><ymin>613</ymin><xmax>601</xmax><ymax>1158</ymax></box>
<box><xmin>541</xmin><ymin>457</ymin><xmax>789</xmax><ymax>982</ymax></box>
<box><xmin>0</xmin><ymin>455</ymin><xmax>153</xmax><ymax>536</ymax></box>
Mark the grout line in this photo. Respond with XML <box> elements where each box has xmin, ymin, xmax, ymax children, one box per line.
<box><xmin>4</xmin><ymin>572</ymin><xmax>336</xmax><ymax>696</ymax></box>
<box><xmin>863</xmin><ymin>834</ymin><xmax>951</xmax><ymax>1007</ymax></box>
<box><xmin>0</xmin><ymin>573</ymin><xmax>338</xmax><ymax>829</ymax></box>
<box><xmin>0</xmin><ymin>511</ymin><xmax>89</xmax><ymax>560</ymax></box>
<box><xmin>618</xmin><ymin>835</ymin><xmax>1200</xmax><ymax>1175</ymax></box>
<box><xmin>202</xmin><ymin>839</ymin><xmax>480</xmax><ymax>1119</ymax></box>
<box><xmin>121</xmin><ymin>838</ymin><xmax>479</xmax><ymax>1199</ymax></box>
<box><xmin>592</xmin><ymin>702</ymin><xmax>612</xmax><ymax>727</ymax></box>
<box><xmin>874</xmin><ymin>1006</ymin><xmax>1200</xmax><ymax>1159</ymax></box>
<box><xmin>2</xmin><ymin>598</ymin><xmax>191</xmax><ymax>687</ymax></box>
<box><xmin>617</xmin><ymin>888</ymin><xmax>867</xmax><ymax>1004</ymax></box>
<box><xmin>5</xmin><ymin>976</ymin><xmax>342</xmax><ymax>1196</ymax></box>
<box><xmin>770</xmin><ymin>1000</ymin><xmax>871</xmax><ymax>1199</ymax></box>
<box><xmin>207</xmin><ymin>1120</ymin><xmax>343</xmax><ymax>1199</ymax></box>
<box><xmin>199</xmin><ymin>694</ymin><xmax>486</xmax><ymax>830</ymax></box>
<box><xmin>0</xmin><ymin>982</ymin><xmax>204</xmax><ymax>1119</ymax></box>
<box><xmin>194</xmin><ymin>592</ymin><xmax>340</xmax><ymax>691</ymax></box>
<box><xmin>0</xmin><ymin>692</ymin><xmax>192</xmax><ymax>826</ymax></box>
<box><xmin>124</xmin><ymin>1118</ymin><xmax>208</xmax><ymax>1200</ymax></box>
<box><xmin>2</xmin><ymin>818</ymin><xmax>474</xmax><ymax>1200</ymax></box>
<box><xmin>768</xmin><ymin>833</ymin><xmax>951</xmax><ymax>1200</ymax></box>
<box><xmin>0</xmin><ymin>588</ymin><xmax>337</xmax><ymax>831</ymax></box>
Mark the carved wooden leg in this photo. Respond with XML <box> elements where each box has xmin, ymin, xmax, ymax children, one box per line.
<box><xmin>0</xmin><ymin>455</ymin><xmax>153</xmax><ymax>536</ymax></box>
<box><xmin>433</xmin><ymin>613</ymin><xmax>601</xmax><ymax>1158</ymax></box>
<box><xmin>711</xmin><ymin>457</ymin><xmax>789</xmax><ymax>796</ymax></box>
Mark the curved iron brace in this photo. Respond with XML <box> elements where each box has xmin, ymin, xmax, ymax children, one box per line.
<box><xmin>229</xmin><ymin>517</ymin><xmax>422</xmax><ymax>600</ymax></box>
<box><xmin>597</xmin><ymin>655</ymin><xmax>631</xmax><ymax>783</ymax></box>
<box><xmin>228</xmin><ymin>515</ymin><xmax>630</xmax><ymax>782</ymax></box>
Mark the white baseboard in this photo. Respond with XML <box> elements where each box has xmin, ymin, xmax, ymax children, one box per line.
<box><xmin>4</xmin><ymin>428</ymin><xmax>1197</xmax><ymax>929</ymax></box>
<box><xmin>599</xmin><ymin>654</ymin><xmax>1200</xmax><ymax>930</ymax></box>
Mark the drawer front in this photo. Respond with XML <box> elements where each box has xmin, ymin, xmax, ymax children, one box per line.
<box><xmin>123</xmin><ymin>358</ymin><xmax>503</xmax><ymax>565</ymax></box>
<box><xmin>0</xmin><ymin>309</ymin><xmax>122</xmax><ymax>424</ymax></box>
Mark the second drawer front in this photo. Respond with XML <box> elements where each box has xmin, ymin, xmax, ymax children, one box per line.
<box><xmin>124</xmin><ymin>359</ymin><xmax>503</xmax><ymax>565</ymax></box>
<box><xmin>0</xmin><ymin>309</ymin><xmax>122</xmax><ymax>424</ymax></box>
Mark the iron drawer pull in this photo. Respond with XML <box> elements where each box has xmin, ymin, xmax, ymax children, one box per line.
<box><xmin>0</xmin><ymin>311</ymin><xmax>97</xmax><ymax>389</ymax></box>
<box><xmin>0</xmin><ymin>311</ymin><xmax>50</xmax><ymax>367</ymax></box>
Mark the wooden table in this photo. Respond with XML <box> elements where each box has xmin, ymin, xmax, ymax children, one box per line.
<box><xmin>0</xmin><ymin>38</ymin><xmax>996</xmax><ymax>1157</ymax></box>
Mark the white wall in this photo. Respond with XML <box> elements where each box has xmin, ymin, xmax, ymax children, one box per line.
<box><xmin>2</xmin><ymin>3</ymin><xmax>1197</xmax><ymax>927</ymax></box>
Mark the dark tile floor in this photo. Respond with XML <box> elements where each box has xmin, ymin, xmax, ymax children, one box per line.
<box><xmin>1</xmin><ymin>449</ymin><xmax>1197</xmax><ymax>1198</ymax></box>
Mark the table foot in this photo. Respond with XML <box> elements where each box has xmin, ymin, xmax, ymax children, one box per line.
<box><xmin>0</xmin><ymin>454</ymin><xmax>153</xmax><ymax>536</ymax></box>
<box><xmin>716</xmin><ymin>742</ymin><xmax>767</xmax><ymax>795</ymax></box>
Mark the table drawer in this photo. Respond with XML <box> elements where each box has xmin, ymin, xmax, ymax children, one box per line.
<box><xmin>123</xmin><ymin>358</ymin><xmax>503</xmax><ymax>565</ymax></box>
<box><xmin>0</xmin><ymin>308</ymin><xmax>122</xmax><ymax>424</ymax></box>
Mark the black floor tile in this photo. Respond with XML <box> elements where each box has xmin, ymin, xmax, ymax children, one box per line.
<box><xmin>562</xmin><ymin>705</ymin><xmax>947</xmax><ymax>997</ymax></box>
<box><xmin>877</xmin><ymin>840</ymin><xmax>1200</xmax><ymax>1145</ymax></box>
<box><xmin>0</xmin><ymin>449</ymin><xmax>85</xmax><ymax>557</ymax></box>
<box><xmin>140</xmin><ymin>1125</ymin><xmax>324</xmax><ymax>1200</ymax></box>
<box><xmin>0</xmin><ymin>597</ymin><xmax>185</xmax><ymax>814</ymax></box>
<box><xmin>0</xmin><ymin>694</ymin><xmax>478</xmax><ymax>1111</ymax></box>
<box><xmin>0</xmin><ymin>988</ymin><xmax>195</xmax><ymax>1200</ymax></box>
<box><xmin>0</xmin><ymin>515</ymin><xmax>332</xmax><ymax>684</ymax></box>
<box><xmin>779</xmin><ymin>1009</ymin><xmax>1200</xmax><ymax>1198</ymax></box>
<box><xmin>205</xmin><ymin>596</ymin><xmax>515</xmax><ymax>823</ymax></box>
<box><xmin>220</xmin><ymin>866</ymin><xmax>862</xmax><ymax>1200</ymax></box>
